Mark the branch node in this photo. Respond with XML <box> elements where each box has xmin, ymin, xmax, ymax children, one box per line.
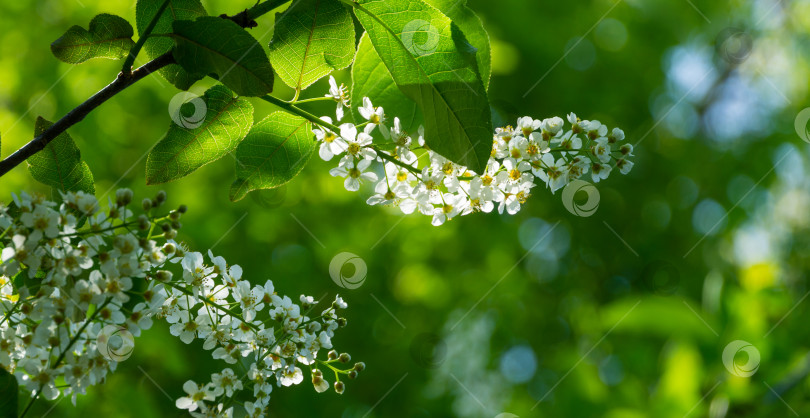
<box><xmin>220</xmin><ymin>10</ymin><xmax>258</xmax><ymax>28</ymax></box>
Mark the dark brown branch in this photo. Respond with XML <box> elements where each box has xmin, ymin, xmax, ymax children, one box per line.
<box><xmin>0</xmin><ymin>0</ymin><xmax>291</xmax><ymax>179</ymax></box>
<box><xmin>0</xmin><ymin>52</ymin><xmax>175</xmax><ymax>177</ymax></box>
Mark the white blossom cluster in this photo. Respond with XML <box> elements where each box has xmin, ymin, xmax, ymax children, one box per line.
<box><xmin>0</xmin><ymin>190</ymin><xmax>360</xmax><ymax>418</ymax></box>
<box><xmin>321</xmin><ymin>76</ymin><xmax>635</xmax><ymax>225</ymax></box>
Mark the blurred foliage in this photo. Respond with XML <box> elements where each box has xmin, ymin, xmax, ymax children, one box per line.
<box><xmin>2</xmin><ymin>0</ymin><xmax>810</xmax><ymax>417</ymax></box>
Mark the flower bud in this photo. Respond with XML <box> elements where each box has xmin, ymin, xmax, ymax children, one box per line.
<box><xmin>164</xmin><ymin>229</ymin><xmax>177</xmax><ymax>239</ymax></box>
<box><xmin>155</xmin><ymin>190</ymin><xmax>167</xmax><ymax>204</ymax></box>
<box><xmin>178</xmin><ymin>204</ymin><xmax>188</xmax><ymax>214</ymax></box>
<box><xmin>155</xmin><ymin>270</ymin><xmax>172</xmax><ymax>282</ymax></box>
<box><xmin>353</xmin><ymin>362</ymin><xmax>365</xmax><ymax>372</ymax></box>
<box><xmin>142</xmin><ymin>198</ymin><xmax>152</xmax><ymax>211</ymax></box>
<box><xmin>337</xmin><ymin>317</ymin><xmax>347</xmax><ymax>327</ymax></box>
<box><xmin>161</xmin><ymin>223</ymin><xmax>171</xmax><ymax>232</ymax></box>
<box><xmin>334</xmin><ymin>381</ymin><xmax>345</xmax><ymax>394</ymax></box>
<box><xmin>338</xmin><ymin>353</ymin><xmax>351</xmax><ymax>363</ymax></box>
<box><xmin>115</xmin><ymin>188</ymin><xmax>133</xmax><ymax>206</ymax></box>
<box><xmin>328</xmin><ymin>350</ymin><xmax>338</xmax><ymax>360</ymax></box>
<box><xmin>162</xmin><ymin>242</ymin><xmax>176</xmax><ymax>255</ymax></box>
<box><xmin>348</xmin><ymin>370</ymin><xmax>358</xmax><ymax>379</ymax></box>
<box><xmin>137</xmin><ymin>214</ymin><xmax>150</xmax><ymax>230</ymax></box>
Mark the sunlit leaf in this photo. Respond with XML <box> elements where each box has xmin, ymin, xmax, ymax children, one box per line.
<box><xmin>50</xmin><ymin>14</ymin><xmax>135</xmax><ymax>64</ymax></box>
<box><xmin>171</xmin><ymin>17</ymin><xmax>275</xmax><ymax>97</ymax></box>
<box><xmin>136</xmin><ymin>0</ymin><xmax>208</xmax><ymax>90</ymax></box>
<box><xmin>352</xmin><ymin>0</ymin><xmax>493</xmax><ymax>173</ymax></box>
<box><xmin>351</xmin><ymin>33</ymin><xmax>423</xmax><ymax>133</ymax></box>
<box><xmin>146</xmin><ymin>85</ymin><xmax>253</xmax><ymax>184</ymax></box>
<box><xmin>230</xmin><ymin>112</ymin><xmax>314</xmax><ymax>201</ymax></box>
<box><xmin>425</xmin><ymin>0</ymin><xmax>491</xmax><ymax>91</ymax></box>
<box><xmin>28</xmin><ymin>117</ymin><xmax>95</xmax><ymax>195</ymax></box>
<box><xmin>268</xmin><ymin>0</ymin><xmax>356</xmax><ymax>92</ymax></box>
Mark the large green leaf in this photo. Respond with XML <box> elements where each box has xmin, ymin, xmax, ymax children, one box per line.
<box><xmin>50</xmin><ymin>14</ymin><xmax>135</xmax><ymax>64</ymax></box>
<box><xmin>146</xmin><ymin>85</ymin><xmax>253</xmax><ymax>184</ymax></box>
<box><xmin>0</xmin><ymin>367</ymin><xmax>17</xmax><ymax>418</ymax></box>
<box><xmin>230</xmin><ymin>112</ymin><xmax>314</xmax><ymax>201</ymax></box>
<box><xmin>136</xmin><ymin>0</ymin><xmax>208</xmax><ymax>90</ymax></box>
<box><xmin>352</xmin><ymin>0</ymin><xmax>493</xmax><ymax>173</ymax></box>
<box><xmin>351</xmin><ymin>33</ymin><xmax>423</xmax><ymax>133</ymax></box>
<box><xmin>171</xmin><ymin>17</ymin><xmax>275</xmax><ymax>97</ymax></box>
<box><xmin>268</xmin><ymin>0</ymin><xmax>356</xmax><ymax>92</ymax></box>
<box><xmin>28</xmin><ymin>117</ymin><xmax>95</xmax><ymax>195</ymax></box>
<box><xmin>425</xmin><ymin>0</ymin><xmax>491</xmax><ymax>91</ymax></box>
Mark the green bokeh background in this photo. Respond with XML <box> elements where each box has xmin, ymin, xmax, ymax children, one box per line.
<box><xmin>2</xmin><ymin>0</ymin><xmax>810</xmax><ymax>417</ymax></box>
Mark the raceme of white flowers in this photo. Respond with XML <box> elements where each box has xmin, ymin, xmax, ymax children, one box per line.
<box><xmin>0</xmin><ymin>190</ymin><xmax>362</xmax><ymax>418</ymax></box>
<box><xmin>321</xmin><ymin>76</ymin><xmax>635</xmax><ymax>226</ymax></box>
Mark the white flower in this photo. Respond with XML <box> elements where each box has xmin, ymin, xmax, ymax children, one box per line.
<box><xmin>330</xmin><ymin>158</ymin><xmax>378</xmax><ymax>192</ymax></box>
<box><xmin>338</xmin><ymin>123</ymin><xmax>377</xmax><ymax>161</ymax></box>
<box><xmin>591</xmin><ymin>162</ymin><xmax>612</xmax><ymax>182</ymax></box>
<box><xmin>592</xmin><ymin>137</ymin><xmax>612</xmax><ymax>163</ymax></box>
<box><xmin>516</xmin><ymin>116</ymin><xmax>541</xmax><ymax>138</ymax></box>
<box><xmin>314</xmin><ymin>116</ymin><xmax>347</xmax><ymax>161</ymax></box>
<box><xmin>325</xmin><ymin>76</ymin><xmax>349</xmax><ymax>121</ymax></box>
<box><xmin>233</xmin><ymin>281</ymin><xmax>264</xmax><ymax>321</ymax></box>
<box><xmin>176</xmin><ymin>380</ymin><xmax>215</xmax><ymax>412</ymax></box>
<box><xmin>431</xmin><ymin>193</ymin><xmax>466</xmax><ymax>226</ymax></box>
<box><xmin>358</xmin><ymin>97</ymin><xmax>386</xmax><ymax>128</ymax></box>
<box><xmin>278</xmin><ymin>365</ymin><xmax>304</xmax><ymax>386</ymax></box>
<box><xmin>616</xmin><ymin>158</ymin><xmax>634</xmax><ymax>174</ymax></box>
<box><xmin>211</xmin><ymin>368</ymin><xmax>243</xmax><ymax>397</ymax></box>
<box><xmin>20</xmin><ymin>205</ymin><xmax>60</xmax><ymax>242</ymax></box>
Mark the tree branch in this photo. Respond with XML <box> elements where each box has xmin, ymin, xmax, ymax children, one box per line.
<box><xmin>0</xmin><ymin>0</ymin><xmax>292</xmax><ymax>179</ymax></box>
<box><xmin>0</xmin><ymin>52</ymin><xmax>175</xmax><ymax>177</ymax></box>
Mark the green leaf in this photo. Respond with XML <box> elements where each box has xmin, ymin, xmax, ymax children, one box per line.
<box><xmin>171</xmin><ymin>17</ymin><xmax>275</xmax><ymax>97</ymax></box>
<box><xmin>0</xmin><ymin>366</ymin><xmax>17</xmax><ymax>418</ymax></box>
<box><xmin>352</xmin><ymin>0</ymin><xmax>493</xmax><ymax>173</ymax></box>
<box><xmin>351</xmin><ymin>33</ymin><xmax>423</xmax><ymax>133</ymax></box>
<box><xmin>230</xmin><ymin>112</ymin><xmax>314</xmax><ymax>202</ymax></box>
<box><xmin>28</xmin><ymin>117</ymin><xmax>95</xmax><ymax>196</ymax></box>
<box><xmin>50</xmin><ymin>14</ymin><xmax>135</xmax><ymax>64</ymax></box>
<box><xmin>136</xmin><ymin>0</ymin><xmax>208</xmax><ymax>90</ymax></box>
<box><xmin>425</xmin><ymin>0</ymin><xmax>491</xmax><ymax>91</ymax></box>
<box><xmin>268</xmin><ymin>0</ymin><xmax>356</xmax><ymax>92</ymax></box>
<box><xmin>146</xmin><ymin>85</ymin><xmax>253</xmax><ymax>184</ymax></box>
